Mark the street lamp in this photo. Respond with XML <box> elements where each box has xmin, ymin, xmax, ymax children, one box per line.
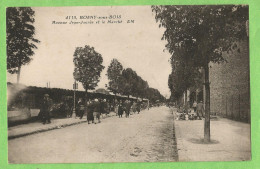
<box><xmin>72</xmin><ymin>70</ymin><xmax>80</xmax><ymax>118</ymax></box>
<box><xmin>72</xmin><ymin>81</ymin><xmax>78</xmax><ymax>118</ymax></box>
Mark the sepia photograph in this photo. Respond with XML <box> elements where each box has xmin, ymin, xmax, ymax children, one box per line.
<box><xmin>6</xmin><ymin>5</ymin><xmax>250</xmax><ymax>163</ymax></box>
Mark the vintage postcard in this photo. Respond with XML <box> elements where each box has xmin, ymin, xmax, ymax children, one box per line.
<box><xmin>6</xmin><ymin>5</ymin><xmax>250</xmax><ymax>163</ymax></box>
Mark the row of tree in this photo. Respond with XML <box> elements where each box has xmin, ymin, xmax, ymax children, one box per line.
<box><xmin>73</xmin><ymin>46</ymin><xmax>165</xmax><ymax>103</ymax></box>
<box><xmin>152</xmin><ymin>5</ymin><xmax>248</xmax><ymax>142</ymax></box>
<box><xmin>107</xmin><ymin>59</ymin><xmax>165</xmax><ymax>103</ymax></box>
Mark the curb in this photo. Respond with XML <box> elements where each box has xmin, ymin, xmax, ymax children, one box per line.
<box><xmin>172</xmin><ymin>110</ymin><xmax>189</xmax><ymax>162</ymax></box>
<box><xmin>174</xmin><ymin>120</ymin><xmax>189</xmax><ymax>162</ymax></box>
<box><xmin>8</xmin><ymin>120</ymin><xmax>88</xmax><ymax>140</ymax></box>
<box><xmin>8</xmin><ymin>112</ymin><xmax>138</xmax><ymax>140</ymax></box>
<box><xmin>172</xmin><ymin>117</ymin><xmax>179</xmax><ymax>161</ymax></box>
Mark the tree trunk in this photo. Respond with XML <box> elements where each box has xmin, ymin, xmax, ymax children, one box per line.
<box><xmin>85</xmin><ymin>90</ymin><xmax>88</xmax><ymax>101</ymax></box>
<box><xmin>184</xmin><ymin>90</ymin><xmax>187</xmax><ymax>106</ymax></box>
<box><xmin>17</xmin><ymin>66</ymin><xmax>21</xmax><ymax>84</ymax></box>
<box><xmin>195</xmin><ymin>90</ymin><xmax>198</xmax><ymax>102</ymax></box>
<box><xmin>114</xmin><ymin>93</ymin><xmax>117</xmax><ymax>109</ymax></box>
<box><xmin>204</xmin><ymin>64</ymin><xmax>210</xmax><ymax>142</ymax></box>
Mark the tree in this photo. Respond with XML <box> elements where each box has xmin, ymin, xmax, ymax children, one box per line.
<box><xmin>145</xmin><ymin>87</ymin><xmax>165</xmax><ymax>104</ymax></box>
<box><xmin>7</xmin><ymin>7</ymin><xmax>40</xmax><ymax>83</ymax></box>
<box><xmin>73</xmin><ymin>45</ymin><xmax>105</xmax><ymax>93</ymax></box>
<box><xmin>135</xmin><ymin>76</ymin><xmax>149</xmax><ymax>99</ymax></box>
<box><xmin>106</xmin><ymin>59</ymin><xmax>123</xmax><ymax>95</ymax></box>
<box><xmin>152</xmin><ymin>5</ymin><xmax>248</xmax><ymax>142</ymax></box>
<box><xmin>168</xmin><ymin>72</ymin><xmax>183</xmax><ymax>102</ymax></box>
<box><xmin>168</xmin><ymin>56</ymin><xmax>202</xmax><ymax>104</ymax></box>
<box><xmin>120</xmin><ymin>68</ymin><xmax>138</xmax><ymax>97</ymax></box>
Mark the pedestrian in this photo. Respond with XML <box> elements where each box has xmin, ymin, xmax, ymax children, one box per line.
<box><xmin>104</xmin><ymin>99</ymin><xmax>109</xmax><ymax>116</ymax></box>
<box><xmin>136</xmin><ymin>101</ymin><xmax>141</xmax><ymax>114</ymax></box>
<box><xmin>196</xmin><ymin>101</ymin><xmax>204</xmax><ymax>120</ymax></box>
<box><xmin>100</xmin><ymin>99</ymin><xmax>109</xmax><ymax>118</ymax></box>
<box><xmin>86</xmin><ymin>99</ymin><xmax>94</xmax><ymax>124</ymax></box>
<box><xmin>147</xmin><ymin>101</ymin><xmax>150</xmax><ymax>110</ymax></box>
<box><xmin>77</xmin><ymin>98</ymin><xmax>85</xmax><ymax>119</ymax></box>
<box><xmin>132</xmin><ymin>101</ymin><xmax>137</xmax><ymax>113</ymax></box>
<box><xmin>192</xmin><ymin>101</ymin><xmax>197</xmax><ymax>113</ymax></box>
<box><xmin>93</xmin><ymin>99</ymin><xmax>101</xmax><ymax>124</ymax></box>
<box><xmin>125</xmin><ymin>100</ymin><xmax>131</xmax><ymax>118</ymax></box>
<box><xmin>118</xmin><ymin>100</ymin><xmax>124</xmax><ymax>118</ymax></box>
<box><xmin>40</xmin><ymin>94</ymin><xmax>52</xmax><ymax>124</ymax></box>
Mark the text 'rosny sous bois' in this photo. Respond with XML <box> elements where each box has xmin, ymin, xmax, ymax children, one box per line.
<box><xmin>52</xmin><ymin>15</ymin><xmax>135</xmax><ymax>25</ymax></box>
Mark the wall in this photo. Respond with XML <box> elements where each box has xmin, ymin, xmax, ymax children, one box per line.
<box><xmin>209</xmin><ymin>40</ymin><xmax>250</xmax><ymax>122</ymax></box>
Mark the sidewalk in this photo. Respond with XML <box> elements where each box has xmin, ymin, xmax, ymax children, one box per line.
<box><xmin>8</xmin><ymin>118</ymin><xmax>87</xmax><ymax>139</ymax></box>
<box><xmin>8</xmin><ymin>112</ymin><xmax>116</xmax><ymax>140</ymax></box>
<box><xmin>174</xmin><ymin>116</ymin><xmax>251</xmax><ymax>162</ymax></box>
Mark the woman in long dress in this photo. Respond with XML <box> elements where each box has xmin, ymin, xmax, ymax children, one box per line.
<box><xmin>118</xmin><ymin>100</ymin><xmax>123</xmax><ymax>118</ymax></box>
<box><xmin>85</xmin><ymin>100</ymin><xmax>94</xmax><ymax>124</ymax></box>
<box><xmin>93</xmin><ymin>99</ymin><xmax>101</xmax><ymax>124</ymax></box>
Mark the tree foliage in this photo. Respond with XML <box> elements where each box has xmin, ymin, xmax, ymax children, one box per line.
<box><xmin>152</xmin><ymin>5</ymin><xmax>248</xmax><ymax>67</ymax></box>
<box><xmin>152</xmin><ymin>5</ymin><xmax>248</xmax><ymax>100</ymax></box>
<box><xmin>168</xmin><ymin>56</ymin><xmax>202</xmax><ymax>101</ymax></box>
<box><xmin>7</xmin><ymin>7</ymin><xmax>40</xmax><ymax>82</ymax></box>
<box><xmin>145</xmin><ymin>87</ymin><xmax>165</xmax><ymax>103</ymax></box>
<box><xmin>106</xmin><ymin>59</ymin><xmax>165</xmax><ymax>102</ymax></box>
<box><xmin>120</xmin><ymin>68</ymin><xmax>137</xmax><ymax>97</ymax></box>
<box><xmin>135</xmin><ymin>76</ymin><xmax>149</xmax><ymax>99</ymax></box>
<box><xmin>73</xmin><ymin>45</ymin><xmax>105</xmax><ymax>91</ymax></box>
<box><xmin>107</xmin><ymin>59</ymin><xmax>123</xmax><ymax>95</ymax></box>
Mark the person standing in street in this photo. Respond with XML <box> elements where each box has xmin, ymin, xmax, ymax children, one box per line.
<box><xmin>118</xmin><ymin>100</ymin><xmax>124</xmax><ymax>118</ymax></box>
<box><xmin>104</xmin><ymin>99</ymin><xmax>110</xmax><ymax>116</ymax></box>
<box><xmin>93</xmin><ymin>99</ymin><xmax>101</xmax><ymax>124</ymax></box>
<box><xmin>40</xmin><ymin>94</ymin><xmax>52</xmax><ymax>124</ymax></box>
<box><xmin>192</xmin><ymin>101</ymin><xmax>197</xmax><ymax>113</ymax></box>
<box><xmin>100</xmin><ymin>99</ymin><xmax>109</xmax><ymax>118</ymax></box>
<box><xmin>77</xmin><ymin>98</ymin><xmax>85</xmax><ymax>119</ymax></box>
<box><xmin>132</xmin><ymin>101</ymin><xmax>137</xmax><ymax>114</ymax></box>
<box><xmin>196</xmin><ymin>101</ymin><xmax>204</xmax><ymax>120</ymax></box>
<box><xmin>114</xmin><ymin>99</ymin><xmax>119</xmax><ymax>116</ymax></box>
<box><xmin>125</xmin><ymin>100</ymin><xmax>131</xmax><ymax>118</ymax></box>
<box><xmin>136</xmin><ymin>101</ymin><xmax>141</xmax><ymax>114</ymax></box>
<box><xmin>86</xmin><ymin>99</ymin><xmax>94</xmax><ymax>124</ymax></box>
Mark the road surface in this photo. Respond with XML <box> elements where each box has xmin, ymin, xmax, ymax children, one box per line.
<box><xmin>8</xmin><ymin>106</ymin><xmax>178</xmax><ymax>163</ymax></box>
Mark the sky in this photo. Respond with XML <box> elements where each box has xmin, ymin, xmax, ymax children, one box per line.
<box><xmin>7</xmin><ymin>6</ymin><xmax>172</xmax><ymax>97</ymax></box>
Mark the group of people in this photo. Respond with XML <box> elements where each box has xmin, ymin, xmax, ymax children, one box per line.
<box><xmin>77</xmin><ymin>98</ymin><xmax>144</xmax><ymax>124</ymax></box>
<box><xmin>115</xmin><ymin>100</ymin><xmax>142</xmax><ymax>118</ymax></box>
<box><xmin>192</xmin><ymin>101</ymin><xmax>205</xmax><ymax>120</ymax></box>
<box><xmin>76</xmin><ymin>98</ymin><xmax>109</xmax><ymax>124</ymax></box>
<box><xmin>39</xmin><ymin>93</ymin><xmax>147</xmax><ymax>125</ymax></box>
<box><xmin>174</xmin><ymin>100</ymin><xmax>205</xmax><ymax>121</ymax></box>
